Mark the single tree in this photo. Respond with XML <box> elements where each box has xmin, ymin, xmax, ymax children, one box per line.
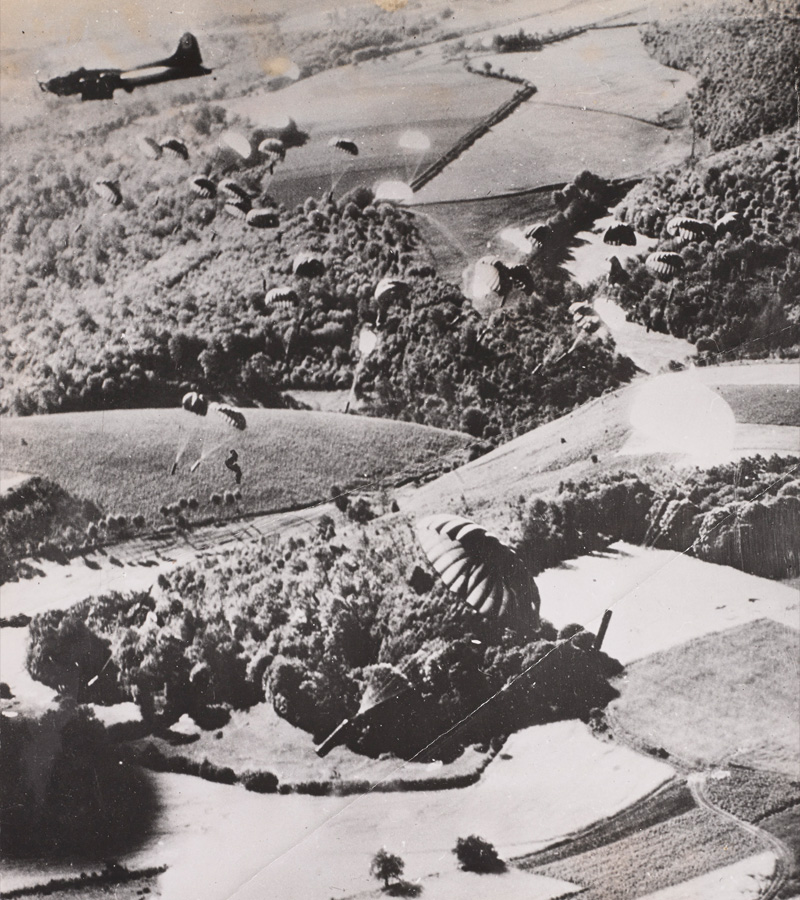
<box><xmin>370</xmin><ymin>848</ymin><xmax>405</xmax><ymax>889</ymax></box>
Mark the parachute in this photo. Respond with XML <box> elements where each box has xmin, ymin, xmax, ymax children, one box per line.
<box><xmin>265</xmin><ymin>286</ymin><xmax>299</xmax><ymax>311</ymax></box>
<box><xmin>246</xmin><ymin>209</ymin><xmax>280</xmax><ymax>229</ymax></box>
<box><xmin>603</xmin><ymin>222</ymin><xmax>636</xmax><ymax>246</ymax></box>
<box><xmin>182</xmin><ymin>391</ymin><xmax>208</xmax><ymax>416</ymax></box>
<box><xmin>415</xmin><ymin>513</ymin><xmax>540</xmax><ymax>632</ymax></box>
<box><xmin>398</xmin><ymin>130</ymin><xmax>431</xmax><ymax>153</ymax></box>
<box><xmin>576</xmin><ymin>314</ymin><xmax>601</xmax><ymax>333</ymax></box>
<box><xmin>645</xmin><ymin>251</ymin><xmax>685</xmax><ymax>278</ymax></box>
<box><xmin>569</xmin><ymin>301</ymin><xmax>595</xmax><ymax>318</ymax></box>
<box><xmin>258</xmin><ymin>138</ymin><xmax>286</xmax><ymax>161</ymax></box>
<box><xmin>220</xmin><ymin>129</ymin><xmax>251</xmax><ymax>160</ymax></box>
<box><xmin>358</xmin><ymin>325</ymin><xmax>379</xmax><ymax>358</ymax></box>
<box><xmin>136</xmin><ymin>135</ymin><xmax>162</xmax><ymax>160</ymax></box>
<box><xmin>293</xmin><ymin>252</ymin><xmax>325</xmax><ymax>278</ymax></box>
<box><xmin>328</xmin><ymin>136</ymin><xmax>359</xmax><ymax>156</ymax></box>
<box><xmin>357</xmin><ymin>664</ymin><xmax>412</xmax><ymax>717</ymax></box>
<box><xmin>219</xmin><ymin>179</ymin><xmax>250</xmax><ymax>203</ymax></box>
<box><xmin>714</xmin><ymin>211</ymin><xmax>740</xmax><ymax>236</ymax></box>
<box><xmin>471</xmin><ymin>256</ymin><xmax>505</xmax><ymax>304</ymax></box>
<box><xmin>608</xmin><ymin>255</ymin><xmax>629</xmax><ymax>285</ymax></box>
<box><xmin>506</xmin><ymin>264</ymin><xmax>534</xmax><ymax>294</ymax></box>
<box><xmin>373</xmin><ymin>180</ymin><xmax>413</xmax><ymax>203</ymax></box>
<box><xmin>666</xmin><ymin>215</ymin><xmax>714</xmax><ymax>243</ymax></box>
<box><xmin>374</xmin><ymin>278</ymin><xmax>410</xmax><ymax>306</ymax></box>
<box><xmin>211</xmin><ymin>403</ymin><xmax>246</xmax><ymax>430</ymax></box>
<box><xmin>161</xmin><ymin>137</ymin><xmax>189</xmax><ymax>160</ymax></box>
<box><xmin>189</xmin><ymin>175</ymin><xmax>216</xmax><ymax>199</ymax></box>
<box><xmin>525</xmin><ymin>223</ymin><xmax>551</xmax><ymax>249</ymax></box>
<box><xmin>224</xmin><ymin>199</ymin><xmax>251</xmax><ymax>219</ymax></box>
<box><xmin>92</xmin><ymin>179</ymin><xmax>122</xmax><ymax>206</ymax></box>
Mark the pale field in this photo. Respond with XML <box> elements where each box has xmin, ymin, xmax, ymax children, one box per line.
<box><xmin>635</xmin><ymin>852</ymin><xmax>777</xmax><ymax>900</ymax></box>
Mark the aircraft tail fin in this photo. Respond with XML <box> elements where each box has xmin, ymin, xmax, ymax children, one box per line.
<box><xmin>164</xmin><ymin>33</ymin><xmax>205</xmax><ymax>69</ymax></box>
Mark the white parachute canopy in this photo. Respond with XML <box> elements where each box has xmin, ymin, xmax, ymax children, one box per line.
<box><xmin>220</xmin><ymin>130</ymin><xmax>252</xmax><ymax>160</ymax></box>
<box><xmin>358</xmin><ymin>325</ymin><xmax>379</xmax><ymax>358</ymax></box>
<box><xmin>374</xmin><ymin>180</ymin><xmax>413</xmax><ymax>204</ymax></box>
<box><xmin>625</xmin><ymin>372</ymin><xmax>736</xmax><ymax>465</ymax></box>
<box><xmin>398</xmin><ymin>130</ymin><xmax>431</xmax><ymax>152</ymax></box>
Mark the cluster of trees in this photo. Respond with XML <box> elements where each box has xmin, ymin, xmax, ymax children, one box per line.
<box><xmin>491</xmin><ymin>28</ymin><xmax>544</xmax><ymax>53</ymax></box>
<box><xmin>611</xmin><ymin>130</ymin><xmax>799</xmax><ymax>355</ymax></box>
<box><xmin>26</xmin><ymin>519</ymin><xmax>621</xmax><ymax>760</ymax></box>
<box><xmin>0</xmin><ymin>703</ymin><xmax>156</xmax><ymax>858</ymax></box>
<box><xmin>517</xmin><ymin>456</ymin><xmax>800</xmax><ymax>580</ymax></box>
<box><xmin>0</xmin><ymin>477</ymin><xmax>101</xmax><ymax>583</ymax></box>
<box><xmin>641</xmin><ymin>8</ymin><xmax>799</xmax><ymax>151</ymax></box>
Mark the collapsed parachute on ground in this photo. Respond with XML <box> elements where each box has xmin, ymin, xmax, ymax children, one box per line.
<box><xmin>224</xmin><ymin>199</ymin><xmax>251</xmax><ymax>219</ymax></box>
<box><xmin>161</xmin><ymin>137</ymin><xmax>189</xmax><ymax>160</ymax></box>
<box><xmin>189</xmin><ymin>175</ymin><xmax>216</xmax><ymax>198</ymax></box>
<box><xmin>212</xmin><ymin>403</ymin><xmax>247</xmax><ymax>430</ymax></box>
<box><xmin>608</xmin><ymin>255</ymin><xmax>629</xmax><ymax>284</ymax></box>
<box><xmin>666</xmin><ymin>215</ymin><xmax>714</xmax><ymax>243</ymax></box>
<box><xmin>246</xmin><ymin>209</ymin><xmax>279</xmax><ymax>229</ymax></box>
<box><xmin>358</xmin><ymin>664</ymin><xmax>412</xmax><ymax>716</ymax></box>
<box><xmin>374</xmin><ymin>278</ymin><xmax>410</xmax><ymax>307</ymax></box>
<box><xmin>415</xmin><ymin>513</ymin><xmax>541</xmax><ymax>633</ymax></box>
<box><xmin>714</xmin><ymin>211</ymin><xmax>740</xmax><ymax>236</ymax></box>
<box><xmin>136</xmin><ymin>135</ymin><xmax>162</xmax><ymax>160</ymax></box>
<box><xmin>265</xmin><ymin>286</ymin><xmax>299</xmax><ymax>311</ymax></box>
<box><xmin>293</xmin><ymin>253</ymin><xmax>325</xmax><ymax>278</ymax></box>
<box><xmin>525</xmin><ymin>223</ymin><xmax>551</xmax><ymax>249</ymax></box>
<box><xmin>374</xmin><ymin>180</ymin><xmax>413</xmax><ymax>203</ymax></box>
<box><xmin>182</xmin><ymin>391</ymin><xmax>208</xmax><ymax>416</ymax></box>
<box><xmin>575</xmin><ymin>314</ymin><xmax>601</xmax><ymax>333</ymax></box>
<box><xmin>328</xmin><ymin>136</ymin><xmax>359</xmax><ymax>156</ymax></box>
<box><xmin>258</xmin><ymin>138</ymin><xmax>286</xmax><ymax>161</ymax></box>
<box><xmin>220</xmin><ymin>129</ymin><xmax>251</xmax><ymax>160</ymax></box>
<box><xmin>569</xmin><ymin>301</ymin><xmax>595</xmax><ymax>318</ymax></box>
<box><xmin>603</xmin><ymin>222</ymin><xmax>636</xmax><ymax>246</ymax></box>
<box><xmin>646</xmin><ymin>251</ymin><xmax>685</xmax><ymax>278</ymax></box>
<box><xmin>92</xmin><ymin>179</ymin><xmax>122</xmax><ymax>206</ymax></box>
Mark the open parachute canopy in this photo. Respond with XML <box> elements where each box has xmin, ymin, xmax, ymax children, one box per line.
<box><xmin>220</xmin><ymin>129</ymin><xmax>251</xmax><ymax>160</ymax></box>
<box><xmin>258</xmin><ymin>137</ymin><xmax>286</xmax><ymax>160</ymax></box>
<box><xmin>714</xmin><ymin>211</ymin><xmax>740</xmax><ymax>236</ymax></box>
<box><xmin>525</xmin><ymin>223</ymin><xmax>551</xmax><ymax>248</ymax></box>
<box><xmin>92</xmin><ymin>179</ymin><xmax>122</xmax><ymax>206</ymax></box>
<box><xmin>293</xmin><ymin>252</ymin><xmax>325</xmax><ymax>278</ymax></box>
<box><xmin>398</xmin><ymin>129</ymin><xmax>431</xmax><ymax>153</ymax></box>
<box><xmin>246</xmin><ymin>208</ymin><xmax>280</xmax><ymax>229</ymax></box>
<box><xmin>666</xmin><ymin>215</ymin><xmax>714</xmax><ymax>243</ymax></box>
<box><xmin>603</xmin><ymin>222</ymin><xmax>636</xmax><ymax>246</ymax></box>
<box><xmin>224</xmin><ymin>199</ymin><xmax>251</xmax><ymax>219</ymax></box>
<box><xmin>357</xmin><ymin>664</ymin><xmax>413</xmax><ymax>716</ymax></box>
<box><xmin>374</xmin><ymin>277</ymin><xmax>410</xmax><ymax>307</ymax></box>
<box><xmin>219</xmin><ymin>179</ymin><xmax>250</xmax><ymax>203</ymax></box>
<box><xmin>189</xmin><ymin>175</ymin><xmax>216</xmax><ymax>199</ymax></box>
<box><xmin>646</xmin><ymin>251</ymin><xmax>685</xmax><ymax>278</ymax></box>
<box><xmin>328</xmin><ymin>136</ymin><xmax>359</xmax><ymax>156</ymax></box>
<box><xmin>265</xmin><ymin>285</ymin><xmax>299</xmax><ymax>310</ymax></box>
<box><xmin>211</xmin><ymin>403</ymin><xmax>247</xmax><ymax>430</ymax></box>
<box><xmin>160</xmin><ymin>137</ymin><xmax>189</xmax><ymax>160</ymax></box>
<box><xmin>182</xmin><ymin>391</ymin><xmax>208</xmax><ymax>416</ymax></box>
<box><xmin>136</xmin><ymin>135</ymin><xmax>162</xmax><ymax>160</ymax></box>
<box><xmin>415</xmin><ymin>514</ymin><xmax>540</xmax><ymax>633</ymax></box>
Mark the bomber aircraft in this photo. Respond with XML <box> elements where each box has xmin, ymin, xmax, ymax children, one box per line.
<box><xmin>39</xmin><ymin>33</ymin><xmax>211</xmax><ymax>101</ymax></box>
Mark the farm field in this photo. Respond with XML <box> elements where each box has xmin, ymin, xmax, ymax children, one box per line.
<box><xmin>530</xmin><ymin>807</ymin><xmax>766</xmax><ymax>900</ymax></box>
<box><xmin>711</xmin><ymin>383</ymin><xmax>800</xmax><ymax>427</ymax></box>
<box><xmin>634</xmin><ymin>852</ymin><xmax>778</xmax><ymax>900</ymax></box>
<box><xmin>608</xmin><ymin>618</ymin><xmax>800</xmax><ymax>775</ymax></box>
<box><xmin>0</xmin><ymin>407</ymin><xmax>472</xmax><ymax>522</ymax></box>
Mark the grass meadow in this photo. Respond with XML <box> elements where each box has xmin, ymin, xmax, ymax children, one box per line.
<box><xmin>0</xmin><ymin>408</ymin><xmax>471</xmax><ymax>523</ymax></box>
<box><xmin>608</xmin><ymin>618</ymin><xmax>800</xmax><ymax>775</ymax></box>
<box><xmin>711</xmin><ymin>384</ymin><xmax>800</xmax><ymax>428</ymax></box>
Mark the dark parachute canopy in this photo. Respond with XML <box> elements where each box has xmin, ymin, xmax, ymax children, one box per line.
<box><xmin>189</xmin><ymin>175</ymin><xmax>216</xmax><ymax>199</ymax></box>
<box><xmin>258</xmin><ymin>138</ymin><xmax>286</xmax><ymax>161</ymax></box>
<box><xmin>415</xmin><ymin>514</ymin><xmax>540</xmax><ymax>633</ymax></box>
<box><xmin>603</xmin><ymin>222</ymin><xmax>636</xmax><ymax>246</ymax></box>
<box><xmin>328</xmin><ymin>136</ymin><xmax>359</xmax><ymax>156</ymax></box>
<box><xmin>160</xmin><ymin>137</ymin><xmax>189</xmax><ymax>160</ymax></box>
<box><xmin>714</xmin><ymin>211</ymin><xmax>740</xmax><ymax>236</ymax></box>
<box><xmin>293</xmin><ymin>252</ymin><xmax>325</xmax><ymax>278</ymax></box>
<box><xmin>646</xmin><ymin>251</ymin><xmax>685</xmax><ymax>278</ymax></box>
<box><xmin>212</xmin><ymin>403</ymin><xmax>247</xmax><ymax>430</ymax></box>
<box><xmin>265</xmin><ymin>286</ymin><xmax>299</xmax><ymax>311</ymax></box>
<box><xmin>608</xmin><ymin>255</ymin><xmax>629</xmax><ymax>284</ymax></box>
<box><xmin>224</xmin><ymin>199</ymin><xmax>251</xmax><ymax>219</ymax></box>
<box><xmin>219</xmin><ymin>179</ymin><xmax>250</xmax><ymax>203</ymax></box>
<box><xmin>136</xmin><ymin>135</ymin><xmax>162</xmax><ymax>160</ymax></box>
<box><xmin>182</xmin><ymin>391</ymin><xmax>208</xmax><ymax>416</ymax></box>
<box><xmin>666</xmin><ymin>215</ymin><xmax>714</xmax><ymax>243</ymax></box>
<box><xmin>506</xmin><ymin>263</ymin><xmax>535</xmax><ymax>294</ymax></box>
<box><xmin>357</xmin><ymin>664</ymin><xmax>413</xmax><ymax>716</ymax></box>
<box><xmin>525</xmin><ymin>223</ymin><xmax>551</xmax><ymax>248</ymax></box>
<box><xmin>92</xmin><ymin>179</ymin><xmax>122</xmax><ymax>206</ymax></box>
<box><xmin>246</xmin><ymin>209</ymin><xmax>280</xmax><ymax>229</ymax></box>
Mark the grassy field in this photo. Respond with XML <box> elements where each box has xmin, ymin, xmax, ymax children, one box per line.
<box><xmin>711</xmin><ymin>384</ymin><xmax>800</xmax><ymax>427</ymax></box>
<box><xmin>530</xmin><ymin>807</ymin><xmax>765</xmax><ymax>900</ymax></box>
<box><xmin>0</xmin><ymin>408</ymin><xmax>472</xmax><ymax>523</ymax></box>
<box><xmin>632</xmin><ymin>852</ymin><xmax>778</xmax><ymax>900</ymax></box>
<box><xmin>608</xmin><ymin>618</ymin><xmax>800</xmax><ymax>775</ymax></box>
<box><xmin>761</xmin><ymin>806</ymin><xmax>800</xmax><ymax>899</ymax></box>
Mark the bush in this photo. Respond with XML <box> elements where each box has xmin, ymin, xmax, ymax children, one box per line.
<box><xmin>241</xmin><ymin>770</ymin><xmax>279</xmax><ymax>794</ymax></box>
<box><xmin>453</xmin><ymin>835</ymin><xmax>505</xmax><ymax>872</ymax></box>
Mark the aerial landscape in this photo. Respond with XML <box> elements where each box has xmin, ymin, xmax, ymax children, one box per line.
<box><xmin>0</xmin><ymin>0</ymin><xmax>798</xmax><ymax>898</ymax></box>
